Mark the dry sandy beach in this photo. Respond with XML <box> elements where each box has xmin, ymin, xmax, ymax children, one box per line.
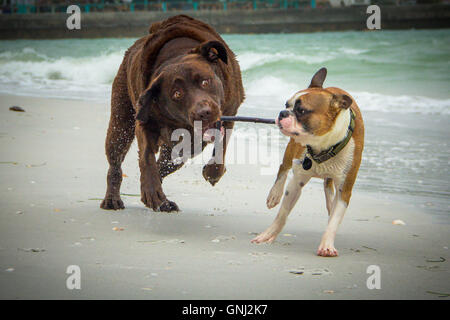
<box><xmin>0</xmin><ymin>94</ymin><xmax>449</xmax><ymax>299</ymax></box>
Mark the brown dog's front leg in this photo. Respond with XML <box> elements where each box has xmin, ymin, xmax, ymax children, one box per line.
<box><xmin>136</xmin><ymin>124</ymin><xmax>179</xmax><ymax>212</ymax></box>
<box><xmin>158</xmin><ymin>144</ymin><xmax>185</xmax><ymax>180</ymax></box>
<box><xmin>202</xmin><ymin>121</ymin><xmax>233</xmax><ymax>186</ymax></box>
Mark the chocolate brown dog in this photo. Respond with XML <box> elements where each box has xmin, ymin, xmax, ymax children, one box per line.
<box><xmin>252</xmin><ymin>68</ymin><xmax>364</xmax><ymax>257</ymax></box>
<box><xmin>101</xmin><ymin>15</ymin><xmax>244</xmax><ymax>212</ymax></box>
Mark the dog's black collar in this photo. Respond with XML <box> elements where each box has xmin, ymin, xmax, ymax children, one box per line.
<box><xmin>305</xmin><ymin>109</ymin><xmax>356</xmax><ymax>165</ymax></box>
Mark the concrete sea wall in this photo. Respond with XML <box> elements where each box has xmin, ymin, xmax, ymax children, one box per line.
<box><xmin>0</xmin><ymin>4</ymin><xmax>449</xmax><ymax>39</ymax></box>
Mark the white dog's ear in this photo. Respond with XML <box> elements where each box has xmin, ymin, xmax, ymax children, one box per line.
<box><xmin>332</xmin><ymin>94</ymin><xmax>353</xmax><ymax>109</ymax></box>
<box><xmin>309</xmin><ymin>67</ymin><xmax>327</xmax><ymax>88</ymax></box>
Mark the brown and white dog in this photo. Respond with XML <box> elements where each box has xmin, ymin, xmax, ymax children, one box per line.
<box><xmin>251</xmin><ymin>68</ymin><xmax>364</xmax><ymax>257</ymax></box>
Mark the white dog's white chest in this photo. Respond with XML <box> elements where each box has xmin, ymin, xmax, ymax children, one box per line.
<box><xmin>293</xmin><ymin>138</ymin><xmax>355</xmax><ymax>180</ymax></box>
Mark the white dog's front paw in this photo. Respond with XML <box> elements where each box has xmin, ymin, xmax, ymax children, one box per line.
<box><xmin>251</xmin><ymin>224</ymin><xmax>283</xmax><ymax>244</ymax></box>
<box><xmin>317</xmin><ymin>238</ymin><xmax>338</xmax><ymax>257</ymax></box>
<box><xmin>267</xmin><ymin>184</ymin><xmax>284</xmax><ymax>209</ymax></box>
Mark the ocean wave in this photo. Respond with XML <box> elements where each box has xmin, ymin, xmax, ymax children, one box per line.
<box><xmin>337</xmin><ymin>48</ymin><xmax>369</xmax><ymax>55</ymax></box>
<box><xmin>0</xmin><ymin>50</ymin><xmax>123</xmax><ymax>86</ymax></box>
<box><xmin>0</xmin><ymin>45</ymin><xmax>449</xmax><ymax>116</ymax></box>
<box><xmin>236</xmin><ymin>47</ymin><xmax>372</xmax><ymax>71</ymax></box>
<box><xmin>237</xmin><ymin>52</ymin><xmax>334</xmax><ymax>71</ymax></box>
<box><xmin>243</xmin><ymin>76</ymin><xmax>450</xmax><ymax>116</ymax></box>
<box><xmin>0</xmin><ymin>49</ymin><xmax>124</xmax><ymax>101</ymax></box>
<box><xmin>353</xmin><ymin>92</ymin><xmax>450</xmax><ymax>115</ymax></box>
<box><xmin>0</xmin><ymin>47</ymin><xmax>49</xmax><ymax>61</ymax></box>
<box><xmin>245</xmin><ymin>75</ymin><xmax>298</xmax><ymax>99</ymax></box>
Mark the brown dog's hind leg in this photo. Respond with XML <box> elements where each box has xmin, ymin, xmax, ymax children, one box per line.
<box><xmin>101</xmin><ymin>96</ymin><xmax>135</xmax><ymax>210</ymax></box>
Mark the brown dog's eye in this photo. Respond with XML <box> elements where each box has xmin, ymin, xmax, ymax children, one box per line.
<box><xmin>201</xmin><ymin>79</ymin><xmax>209</xmax><ymax>88</ymax></box>
<box><xmin>172</xmin><ymin>90</ymin><xmax>182</xmax><ymax>100</ymax></box>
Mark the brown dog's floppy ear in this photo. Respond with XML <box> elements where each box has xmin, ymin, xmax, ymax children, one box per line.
<box><xmin>309</xmin><ymin>67</ymin><xmax>327</xmax><ymax>88</ymax></box>
<box><xmin>136</xmin><ymin>74</ymin><xmax>163</xmax><ymax>123</ymax></box>
<box><xmin>192</xmin><ymin>40</ymin><xmax>228</xmax><ymax>64</ymax></box>
<box><xmin>332</xmin><ymin>94</ymin><xmax>353</xmax><ymax>110</ymax></box>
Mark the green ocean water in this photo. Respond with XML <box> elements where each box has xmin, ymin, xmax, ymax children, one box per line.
<box><xmin>0</xmin><ymin>29</ymin><xmax>449</xmax><ymax>220</ymax></box>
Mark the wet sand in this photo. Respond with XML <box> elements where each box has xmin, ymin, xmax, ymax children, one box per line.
<box><xmin>0</xmin><ymin>94</ymin><xmax>449</xmax><ymax>299</ymax></box>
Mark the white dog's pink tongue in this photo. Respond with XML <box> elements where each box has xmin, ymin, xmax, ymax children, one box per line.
<box><xmin>279</xmin><ymin>117</ymin><xmax>292</xmax><ymax>129</ymax></box>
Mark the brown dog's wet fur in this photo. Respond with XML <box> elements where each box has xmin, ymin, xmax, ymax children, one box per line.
<box><xmin>101</xmin><ymin>15</ymin><xmax>244</xmax><ymax>212</ymax></box>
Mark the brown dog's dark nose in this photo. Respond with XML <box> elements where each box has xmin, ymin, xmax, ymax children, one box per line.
<box><xmin>196</xmin><ymin>106</ymin><xmax>212</xmax><ymax>121</ymax></box>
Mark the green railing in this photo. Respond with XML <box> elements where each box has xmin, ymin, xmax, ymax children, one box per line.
<box><xmin>2</xmin><ymin>0</ymin><xmax>316</xmax><ymax>14</ymax></box>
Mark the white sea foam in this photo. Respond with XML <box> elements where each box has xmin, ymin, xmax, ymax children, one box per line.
<box><xmin>245</xmin><ymin>76</ymin><xmax>298</xmax><ymax>99</ymax></box>
<box><xmin>0</xmin><ymin>48</ymin><xmax>449</xmax><ymax>116</ymax></box>
<box><xmin>0</xmin><ymin>50</ymin><xmax>123</xmax><ymax>101</ymax></box>
<box><xmin>353</xmin><ymin>91</ymin><xmax>450</xmax><ymax>115</ymax></box>
<box><xmin>0</xmin><ymin>51</ymin><xmax>121</xmax><ymax>84</ymax></box>
<box><xmin>338</xmin><ymin>48</ymin><xmax>369</xmax><ymax>55</ymax></box>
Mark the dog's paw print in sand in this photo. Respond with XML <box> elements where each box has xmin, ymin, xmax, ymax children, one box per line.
<box><xmin>288</xmin><ymin>267</ymin><xmax>332</xmax><ymax>276</ymax></box>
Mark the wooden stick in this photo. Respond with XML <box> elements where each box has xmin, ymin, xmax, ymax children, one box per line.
<box><xmin>219</xmin><ymin>116</ymin><xmax>275</xmax><ymax>124</ymax></box>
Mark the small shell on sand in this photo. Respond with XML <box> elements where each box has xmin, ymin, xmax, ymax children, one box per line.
<box><xmin>392</xmin><ymin>219</ymin><xmax>406</xmax><ymax>225</ymax></box>
<box><xmin>9</xmin><ymin>106</ymin><xmax>25</xmax><ymax>112</ymax></box>
<box><xmin>289</xmin><ymin>270</ymin><xmax>304</xmax><ymax>275</ymax></box>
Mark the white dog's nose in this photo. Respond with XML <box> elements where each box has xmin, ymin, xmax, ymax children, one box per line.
<box><xmin>278</xmin><ymin>110</ymin><xmax>290</xmax><ymax>119</ymax></box>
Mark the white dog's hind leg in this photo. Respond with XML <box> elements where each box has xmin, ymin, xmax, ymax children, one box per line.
<box><xmin>253</xmin><ymin>175</ymin><xmax>310</xmax><ymax>244</ymax></box>
<box><xmin>317</xmin><ymin>191</ymin><xmax>347</xmax><ymax>257</ymax></box>
<box><xmin>323</xmin><ymin>178</ymin><xmax>334</xmax><ymax>216</ymax></box>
